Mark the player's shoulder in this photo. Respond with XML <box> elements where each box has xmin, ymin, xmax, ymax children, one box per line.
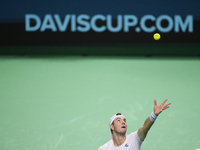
<box><xmin>98</xmin><ymin>139</ymin><xmax>112</xmax><ymax>150</ymax></box>
<box><xmin>127</xmin><ymin>131</ymin><xmax>143</xmax><ymax>143</ymax></box>
<box><xmin>127</xmin><ymin>130</ymin><xmax>138</xmax><ymax>137</ymax></box>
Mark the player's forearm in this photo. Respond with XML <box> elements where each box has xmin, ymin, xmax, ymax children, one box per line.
<box><xmin>142</xmin><ymin>117</ymin><xmax>154</xmax><ymax>133</ymax></box>
<box><xmin>138</xmin><ymin>114</ymin><xmax>156</xmax><ymax>141</ymax></box>
<box><xmin>143</xmin><ymin>111</ymin><xmax>158</xmax><ymax>132</ymax></box>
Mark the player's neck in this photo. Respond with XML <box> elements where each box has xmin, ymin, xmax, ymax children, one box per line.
<box><xmin>112</xmin><ymin>134</ymin><xmax>126</xmax><ymax>146</ymax></box>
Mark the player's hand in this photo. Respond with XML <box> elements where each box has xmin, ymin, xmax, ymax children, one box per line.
<box><xmin>154</xmin><ymin>99</ymin><xmax>171</xmax><ymax>116</ymax></box>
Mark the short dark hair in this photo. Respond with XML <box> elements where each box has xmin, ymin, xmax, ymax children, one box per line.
<box><xmin>116</xmin><ymin>113</ymin><xmax>121</xmax><ymax>116</ymax></box>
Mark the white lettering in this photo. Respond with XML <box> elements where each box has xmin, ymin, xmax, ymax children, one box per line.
<box><xmin>107</xmin><ymin>15</ymin><xmax>122</xmax><ymax>32</ymax></box>
<box><xmin>71</xmin><ymin>15</ymin><xmax>76</xmax><ymax>32</ymax></box>
<box><xmin>124</xmin><ymin>15</ymin><xmax>138</xmax><ymax>32</ymax></box>
<box><xmin>25</xmin><ymin>14</ymin><xmax>194</xmax><ymax>33</ymax></box>
<box><xmin>77</xmin><ymin>14</ymin><xmax>90</xmax><ymax>32</ymax></box>
<box><xmin>90</xmin><ymin>14</ymin><xmax>106</xmax><ymax>32</ymax></box>
<box><xmin>156</xmin><ymin>15</ymin><xmax>173</xmax><ymax>33</ymax></box>
<box><xmin>40</xmin><ymin>14</ymin><xmax>57</xmax><ymax>31</ymax></box>
<box><xmin>54</xmin><ymin>14</ymin><xmax>70</xmax><ymax>32</ymax></box>
<box><xmin>140</xmin><ymin>15</ymin><xmax>156</xmax><ymax>33</ymax></box>
<box><xmin>174</xmin><ymin>15</ymin><xmax>193</xmax><ymax>32</ymax></box>
<box><xmin>25</xmin><ymin>14</ymin><xmax>41</xmax><ymax>31</ymax></box>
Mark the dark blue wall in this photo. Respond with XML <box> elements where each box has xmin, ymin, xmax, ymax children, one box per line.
<box><xmin>1</xmin><ymin>0</ymin><xmax>200</xmax><ymax>21</ymax></box>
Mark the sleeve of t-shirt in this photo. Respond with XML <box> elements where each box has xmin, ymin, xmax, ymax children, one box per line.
<box><xmin>136</xmin><ymin>130</ymin><xmax>143</xmax><ymax>144</ymax></box>
<box><xmin>131</xmin><ymin>131</ymin><xmax>143</xmax><ymax>145</ymax></box>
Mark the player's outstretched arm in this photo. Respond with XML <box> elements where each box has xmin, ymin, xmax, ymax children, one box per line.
<box><xmin>137</xmin><ymin>99</ymin><xmax>171</xmax><ymax>141</ymax></box>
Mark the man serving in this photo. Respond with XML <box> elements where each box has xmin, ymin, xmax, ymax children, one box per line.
<box><xmin>98</xmin><ymin>99</ymin><xmax>171</xmax><ymax>150</ymax></box>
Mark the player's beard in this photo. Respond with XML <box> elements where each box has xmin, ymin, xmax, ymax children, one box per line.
<box><xmin>114</xmin><ymin>128</ymin><xmax>126</xmax><ymax>137</ymax></box>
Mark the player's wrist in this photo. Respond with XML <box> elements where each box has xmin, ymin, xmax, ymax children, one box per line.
<box><xmin>150</xmin><ymin>111</ymin><xmax>157</xmax><ymax>122</ymax></box>
<box><xmin>154</xmin><ymin>111</ymin><xmax>159</xmax><ymax>116</ymax></box>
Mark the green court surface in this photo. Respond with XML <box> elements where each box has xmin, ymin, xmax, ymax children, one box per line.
<box><xmin>0</xmin><ymin>56</ymin><xmax>200</xmax><ymax>150</ymax></box>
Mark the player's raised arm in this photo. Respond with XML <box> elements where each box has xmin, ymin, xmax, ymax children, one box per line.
<box><xmin>137</xmin><ymin>99</ymin><xmax>171</xmax><ymax>141</ymax></box>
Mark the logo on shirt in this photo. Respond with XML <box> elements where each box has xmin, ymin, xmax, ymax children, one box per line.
<box><xmin>125</xmin><ymin>144</ymin><xmax>129</xmax><ymax>147</ymax></box>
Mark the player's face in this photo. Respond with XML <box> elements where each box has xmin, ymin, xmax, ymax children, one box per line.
<box><xmin>112</xmin><ymin>116</ymin><xmax>127</xmax><ymax>135</ymax></box>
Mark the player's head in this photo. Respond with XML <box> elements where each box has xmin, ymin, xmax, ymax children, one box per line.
<box><xmin>109</xmin><ymin>113</ymin><xmax>127</xmax><ymax>138</ymax></box>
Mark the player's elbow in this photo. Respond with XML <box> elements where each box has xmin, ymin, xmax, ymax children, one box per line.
<box><xmin>138</xmin><ymin>126</ymin><xmax>148</xmax><ymax>141</ymax></box>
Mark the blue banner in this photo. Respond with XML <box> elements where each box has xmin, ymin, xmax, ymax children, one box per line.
<box><xmin>0</xmin><ymin>0</ymin><xmax>200</xmax><ymax>54</ymax></box>
<box><xmin>1</xmin><ymin>0</ymin><xmax>200</xmax><ymax>21</ymax></box>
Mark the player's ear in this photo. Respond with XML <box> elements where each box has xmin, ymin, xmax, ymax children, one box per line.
<box><xmin>110</xmin><ymin>124</ymin><xmax>114</xmax><ymax>130</ymax></box>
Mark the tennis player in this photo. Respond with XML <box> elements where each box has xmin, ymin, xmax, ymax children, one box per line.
<box><xmin>98</xmin><ymin>99</ymin><xmax>171</xmax><ymax>150</ymax></box>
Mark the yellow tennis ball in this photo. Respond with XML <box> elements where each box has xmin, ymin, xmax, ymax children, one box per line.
<box><xmin>153</xmin><ymin>33</ymin><xmax>161</xmax><ymax>40</ymax></box>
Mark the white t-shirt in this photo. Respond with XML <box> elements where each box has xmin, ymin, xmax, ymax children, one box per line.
<box><xmin>98</xmin><ymin>131</ymin><xmax>143</xmax><ymax>150</ymax></box>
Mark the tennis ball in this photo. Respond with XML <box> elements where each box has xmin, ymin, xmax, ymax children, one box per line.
<box><xmin>153</xmin><ymin>33</ymin><xmax>161</xmax><ymax>40</ymax></box>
